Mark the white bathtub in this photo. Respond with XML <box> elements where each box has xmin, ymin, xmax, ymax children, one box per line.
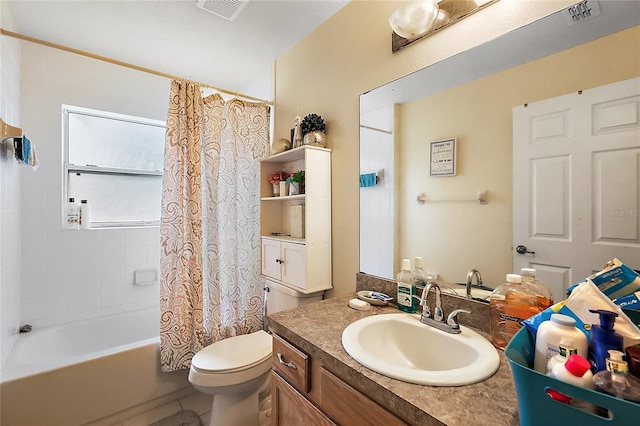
<box><xmin>1</xmin><ymin>308</ymin><xmax>191</xmax><ymax>425</ymax></box>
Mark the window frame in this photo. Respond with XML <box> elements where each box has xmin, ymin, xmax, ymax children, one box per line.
<box><xmin>62</xmin><ymin>104</ymin><xmax>166</xmax><ymax>229</ymax></box>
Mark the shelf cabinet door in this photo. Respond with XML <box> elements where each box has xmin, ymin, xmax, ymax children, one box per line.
<box><xmin>262</xmin><ymin>238</ymin><xmax>282</xmax><ymax>281</ymax></box>
<box><xmin>281</xmin><ymin>242</ymin><xmax>306</xmax><ymax>289</ymax></box>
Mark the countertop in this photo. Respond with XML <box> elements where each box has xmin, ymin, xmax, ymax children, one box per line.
<box><xmin>266</xmin><ymin>294</ymin><xmax>520</xmax><ymax>426</ymax></box>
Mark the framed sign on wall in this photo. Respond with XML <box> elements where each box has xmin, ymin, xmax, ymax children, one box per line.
<box><xmin>429</xmin><ymin>138</ymin><xmax>457</xmax><ymax>176</ymax></box>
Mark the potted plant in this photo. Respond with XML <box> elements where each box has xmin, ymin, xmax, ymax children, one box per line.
<box><xmin>270</xmin><ymin>171</ymin><xmax>288</xmax><ymax>196</ymax></box>
<box><xmin>301</xmin><ymin>113</ymin><xmax>327</xmax><ymax>147</ymax></box>
<box><xmin>286</xmin><ymin>170</ymin><xmax>305</xmax><ymax>195</ymax></box>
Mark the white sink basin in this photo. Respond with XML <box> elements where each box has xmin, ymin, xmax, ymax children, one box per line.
<box><xmin>341</xmin><ymin>313</ymin><xmax>500</xmax><ymax>386</ymax></box>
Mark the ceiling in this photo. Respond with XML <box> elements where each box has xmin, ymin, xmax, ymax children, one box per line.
<box><xmin>6</xmin><ymin>0</ymin><xmax>349</xmax><ymax>101</ymax></box>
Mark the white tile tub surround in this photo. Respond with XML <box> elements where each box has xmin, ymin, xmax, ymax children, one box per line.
<box><xmin>0</xmin><ymin>0</ymin><xmax>22</xmax><ymax>371</ymax></box>
<box><xmin>18</xmin><ymin>40</ymin><xmax>169</xmax><ymax>329</ymax></box>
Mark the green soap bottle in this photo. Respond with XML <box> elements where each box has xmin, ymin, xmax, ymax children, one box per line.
<box><xmin>397</xmin><ymin>258</ymin><xmax>418</xmax><ymax>313</ymax></box>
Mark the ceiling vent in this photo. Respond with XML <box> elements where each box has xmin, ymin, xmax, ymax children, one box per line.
<box><xmin>196</xmin><ymin>0</ymin><xmax>249</xmax><ymax>21</ymax></box>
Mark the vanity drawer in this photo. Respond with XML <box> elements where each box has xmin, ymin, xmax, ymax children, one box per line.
<box><xmin>272</xmin><ymin>333</ymin><xmax>311</xmax><ymax>393</ymax></box>
<box><xmin>320</xmin><ymin>368</ymin><xmax>406</xmax><ymax>426</ymax></box>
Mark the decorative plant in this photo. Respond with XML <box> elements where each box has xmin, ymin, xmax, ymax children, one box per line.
<box><xmin>300</xmin><ymin>113</ymin><xmax>326</xmax><ymax>135</ymax></box>
<box><xmin>270</xmin><ymin>171</ymin><xmax>288</xmax><ymax>185</ymax></box>
<box><xmin>286</xmin><ymin>170</ymin><xmax>305</xmax><ymax>184</ymax></box>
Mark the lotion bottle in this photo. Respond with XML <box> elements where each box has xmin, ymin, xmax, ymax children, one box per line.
<box><xmin>588</xmin><ymin>309</ymin><xmax>623</xmax><ymax>373</ymax></box>
<box><xmin>397</xmin><ymin>259</ymin><xmax>417</xmax><ymax>313</ymax></box>
<box><xmin>534</xmin><ymin>313</ymin><xmax>588</xmax><ymax>374</ymax></box>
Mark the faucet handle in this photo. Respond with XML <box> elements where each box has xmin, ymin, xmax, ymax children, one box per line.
<box><xmin>446</xmin><ymin>309</ymin><xmax>471</xmax><ymax>328</ymax></box>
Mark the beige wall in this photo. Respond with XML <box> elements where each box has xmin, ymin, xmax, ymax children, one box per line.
<box><xmin>274</xmin><ymin>0</ymin><xmax>576</xmax><ymax>296</ymax></box>
<box><xmin>400</xmin><ymin>26</ymin><xmax>640</xmax><ymax>286</ymax></box>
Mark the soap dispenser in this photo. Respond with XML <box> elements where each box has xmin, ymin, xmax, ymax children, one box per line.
<box><xmin>588</xmin><ymin>309</ymin><xmax>623</xmax><ymax>373</ymax></box>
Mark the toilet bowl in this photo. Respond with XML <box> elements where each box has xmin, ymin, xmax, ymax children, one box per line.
<box><xmin>188</xmin><ymin>330</ymin><xmax>273</xmax><ymax>426</ymax></box>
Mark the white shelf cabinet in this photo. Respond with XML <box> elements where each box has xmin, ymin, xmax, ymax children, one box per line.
<box><xmin>260</xmin><ymin>145</ymin><xmax>332</xmax><ymax>294</ymax></box>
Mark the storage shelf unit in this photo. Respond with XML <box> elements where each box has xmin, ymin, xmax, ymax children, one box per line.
<box><xmin>260</xmin><ymin>145</ymin><xmax>332</xmax><ymax>294</ymax></box>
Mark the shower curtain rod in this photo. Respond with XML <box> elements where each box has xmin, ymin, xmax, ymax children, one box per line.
<box><xmin>0</xmin><ymin>28</ymin><xmax>274</xmax><ymax>106</ymax></box>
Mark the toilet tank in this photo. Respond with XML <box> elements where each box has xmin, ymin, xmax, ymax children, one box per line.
<box><xmin>265</xmin><ymin>280</ymin><xmax>324</xmax><ymax>315</ymax></box>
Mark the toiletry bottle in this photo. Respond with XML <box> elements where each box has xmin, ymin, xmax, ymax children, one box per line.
<box><xmin>534</xmin><ymin>313</ymin><xmax>588</xmax><ymax>374</ymax></box>
<box><xmin>547</xmin><ymin>354</ymin><xmax>595</xmax><ymax>403</ymax></box>
<box><xmin>490</xmin><ymin>274</ymin><xmax>541</xmax><ymax>350</ymax></box>
<box><xmin>397</xmin><ymin>259</ymin><xmax>417</xmax><ymax>313</ymax></box>
<box><xmin>588</xmin><ymin>309</ymin><xmax>623</xmax><ymax>373</ymax></box>
<box><xmin>64</xmin><ymin>197</ymin><xmax>79</xmax><ymax>229</ymax></box>
<box><xmin>520</xmin><ymin>267</ymin><xmax>554</xmax><ymax>309</ymax></box>
<box><xmin>79</xmin><ymin>199</ymin><xmax>91</xmax><ymax>229</ymax></box>
<box><xmin>411</xmin><ymin>257</ymin><xmax>428</xmax><ymax>287</ymax></box>
<box><xmin>593</xmin><ymin>350</ymin><xmax>640</xmax><ymax>402</ymax></box>
<box><xmin>546</xmin><ymin>337</ymin><xmax>578</xmax><ymax>373</ymax></box>
<box><xmin>626</xmin><ymin>345</ymin><xmax>640</xmax><ymax>379</ymax></box>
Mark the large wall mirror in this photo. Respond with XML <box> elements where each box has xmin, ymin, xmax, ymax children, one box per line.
<box><xmin>359</xmin><ymin>1</ymin><xmax>640</xmax><ymax>301</ymax></box>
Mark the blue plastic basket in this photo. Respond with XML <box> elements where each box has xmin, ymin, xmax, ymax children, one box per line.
<box><xmin>505</xmin><ymin>323</ymin><xmax>640</xmax><ymax>425</ymax></box>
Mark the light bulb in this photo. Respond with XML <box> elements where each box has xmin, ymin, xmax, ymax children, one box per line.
<box><xmin>389</xmin><ymin>0</ymin><xmax>440</xmax><ymax>40</ymax></box>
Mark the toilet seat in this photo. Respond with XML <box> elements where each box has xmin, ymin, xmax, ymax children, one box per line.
<box><xmin>191</xmin><ymin>330</ymin><xmax>272</xmax><ymax>374</ymax></box>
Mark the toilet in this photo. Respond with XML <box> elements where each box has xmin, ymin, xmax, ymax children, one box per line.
<box><xmin>188</xmin><ymin>280</ymin><xmax>323</xmax><ymax>426</ymax></box>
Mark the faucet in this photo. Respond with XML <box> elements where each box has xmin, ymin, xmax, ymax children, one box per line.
<box><xmin>419</xmin><ymin>282</ymin><xmax>470</xmax><ymax>334</ymax></box>
<box><xmin>465</xmin><ymin>269</ymin><xmax>483</xmax><ymax>298</ymax></box>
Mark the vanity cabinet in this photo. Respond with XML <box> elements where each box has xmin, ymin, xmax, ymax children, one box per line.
<box><xmin>260</xmin><ymin>145</ymin><xmax>332</xmax><ymax>294</ymax></box>
<box><xmin>271</xmin><ymin>333</ymin><xmax>406</xmax><ymax>426</ymax></box>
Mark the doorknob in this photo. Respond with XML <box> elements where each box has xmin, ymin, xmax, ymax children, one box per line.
<box><xmin>515</xmin><ymin>245</ymin><xmax>535</xmax><ymax>255</ymax></box>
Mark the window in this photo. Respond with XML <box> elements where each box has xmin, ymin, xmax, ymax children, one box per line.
<box><xmin>63</xmin><ymin>105</ymin><xmax>166</xmax><ymax>228</ymax></box>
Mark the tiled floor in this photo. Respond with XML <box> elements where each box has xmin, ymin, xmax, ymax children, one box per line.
<box><xmin>115</xmin><ymin>391</ymin><xmax>213</xmax><ymax>426</ymax></box>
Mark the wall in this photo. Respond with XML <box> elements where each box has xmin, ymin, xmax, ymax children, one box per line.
<box><xmin>19</xmin><ymin>42</ymin><xmax>170</xmax><ymax>329</ymax></box>
<box><xmin>0</xmin><ymin>0</ymin><xmax>21</xmax><ymax>371</ymax></box>
<box><xmin>400</xmin><ymin>26</ymin><xmax>640</xmax><ymax>286</ymax></box>
<box><xmin>274</xmin><ymin>0</ymin><xmax>576</xmax><ymax>297</ymax></box>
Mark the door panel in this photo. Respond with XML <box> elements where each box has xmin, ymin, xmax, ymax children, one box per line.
<box><xmin>513</xmin><ymin>78</ymin><xmax>640</xmax><ymax>303</ymax></box>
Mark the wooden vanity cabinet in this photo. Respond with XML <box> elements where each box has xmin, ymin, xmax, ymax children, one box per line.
<box><xmin>271</xmin><ymin>333</ymin><xmax>407</xmax><ymax>426</ymax></box>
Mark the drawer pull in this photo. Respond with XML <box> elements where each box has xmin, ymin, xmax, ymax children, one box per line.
<box><xmin>277</xmin><ymin>352</ymin><xmax>298</xmax><ymax>369</ymax></box>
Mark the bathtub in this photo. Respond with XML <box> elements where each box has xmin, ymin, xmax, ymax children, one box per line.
<box><xmin>1</xmin><ymin>308</ymin><xmax>191</xmax><ymax>425</ymax></box>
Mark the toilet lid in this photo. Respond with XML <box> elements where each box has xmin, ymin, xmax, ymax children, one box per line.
<box><xmin>191</xmin><ymin>330</ymin><xmax>273</xmax><ymax>373</ymax></box>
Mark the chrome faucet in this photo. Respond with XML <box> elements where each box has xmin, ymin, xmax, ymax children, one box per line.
<box><xmin>465</xmin><ymin>269</ymin><xmax>483</xmax><ymax>298</ymax></box>
<box><xmin>419</xmin><ymin>282</ymin><xmax>470</xmax><ymax>334</ymax></box>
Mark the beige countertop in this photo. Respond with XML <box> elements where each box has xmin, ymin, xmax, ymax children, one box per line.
<box><xmin>266</xmin><ymin>293</ymin><xmax>520</xmax><ymax>426</ymax></box>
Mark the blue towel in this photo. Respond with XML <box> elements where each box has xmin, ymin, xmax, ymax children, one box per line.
<box><xmin>359</xmin><ymin>173</ymin><xmax>377</xmax><ymax>188</ymax></box>
<box><xmin>21</xmin><ymin>135</ymin><xmax>31</xmax><ymax>165</ymax></box>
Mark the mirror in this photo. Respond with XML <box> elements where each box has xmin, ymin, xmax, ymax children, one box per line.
<box><xmin>359</xmin><ymin>2</ymin><xmax>640</xmax><ymax>286</ymax></box>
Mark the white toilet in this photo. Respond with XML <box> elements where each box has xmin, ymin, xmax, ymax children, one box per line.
<box><xmin>188</xmin><ymin>280</ymin><xmax>323</xmax><ymax>426</ymax></box>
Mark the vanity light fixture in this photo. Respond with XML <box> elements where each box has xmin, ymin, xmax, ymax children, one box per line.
<box><xmin>391</xmin><ymin>0</ymin><xmax>500</xmax><ymax>52</ymax></box>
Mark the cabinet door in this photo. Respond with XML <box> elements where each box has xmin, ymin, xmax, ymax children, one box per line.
<box><xmin>272</xmin><ymin>371</ymin><xmax>335</xmax><ymax>426</ymax></box>
<box><xmin>262</xmin><ymin>239</ymin><xmax>282</xmax><ymax>281</ymax></box>
<box><xmin>281</xmin><ymin>242</ymin><xmax>306</xmax><ymax>289</ymax></box>
<box><xmin>320</xmin><ymin>368</ymin><xmax>407</xmax><ymax>426</ymax></box>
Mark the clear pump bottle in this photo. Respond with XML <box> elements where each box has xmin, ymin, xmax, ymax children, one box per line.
<box><xmin>411</xmin><ymin>257</ymin><xmax>428</xmax><ymax>287</ymax></box>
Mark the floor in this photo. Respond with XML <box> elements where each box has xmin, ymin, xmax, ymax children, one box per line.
<box><xmin>113</xmin><ymin>391</ymin><xmax>213</xmax><ymax>426</ymax></box>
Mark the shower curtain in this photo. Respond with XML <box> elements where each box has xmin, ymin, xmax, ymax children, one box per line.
<box><xmin>160</xmin><ymin>80</ymin><xmax>270</xmax><ymax>372</ymax></box>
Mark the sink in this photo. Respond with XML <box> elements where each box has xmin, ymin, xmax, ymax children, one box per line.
<box><xmin>341</xmin><ymin>313</ymin><xmax>500</xmax><ymax>386</ymax></box>
<box><xmin>440</xmin><ymin>283</ymin><xmax>493</xmax><ymax>301</ymax></box>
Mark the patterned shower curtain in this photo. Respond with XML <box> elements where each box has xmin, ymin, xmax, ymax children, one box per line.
<box><xmin>159</xmin><ymin>80</ymin><xmax>270</xmax><ymax>372</ymax></box>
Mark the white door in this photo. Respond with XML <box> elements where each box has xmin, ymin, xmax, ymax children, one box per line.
<box><xmin>513</xmin><ymin>78</ymin><xmax>640</xmax><ymax>303</ymax></box>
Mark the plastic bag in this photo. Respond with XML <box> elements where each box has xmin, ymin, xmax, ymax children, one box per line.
<box><xmin>523</xmin><ymin>279</ymin><xmax>640</xmax><ymax>348</ymax></box>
